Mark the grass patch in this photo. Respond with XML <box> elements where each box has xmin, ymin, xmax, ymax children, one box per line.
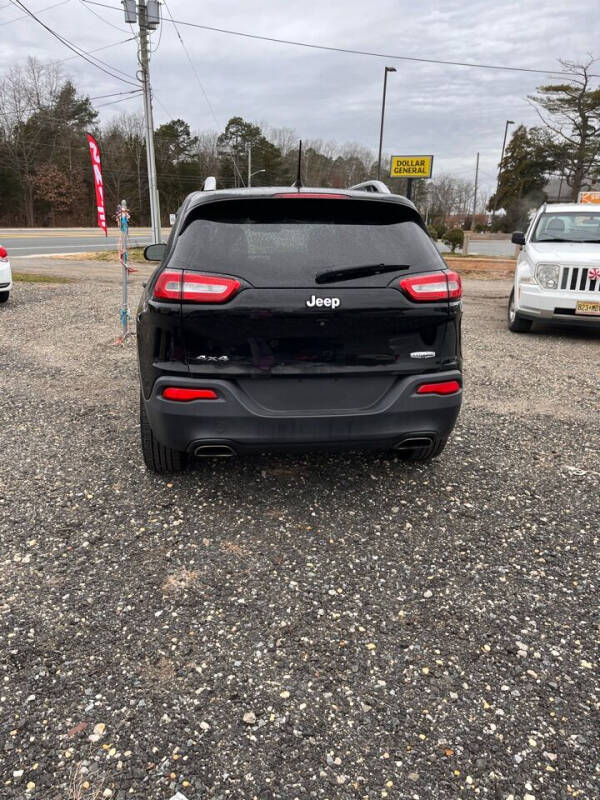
<box><xmin>13</xmin><ymin>272</ymin><xmax>73</xmax><ymax>284</ymax></box>
<box><xmin>442</xmin><ymin>252</ymin><xmax>514</xmax><ymax>260</ymax></box>
<box><xmin>62</xmin><ymin>247</ymin><xmax>146</xmax><ymax>262</ymax></box>
<box><xmin>454</xmin><ymin>269</ymin><xmax>514</xmax><ymax>280</ymax></box>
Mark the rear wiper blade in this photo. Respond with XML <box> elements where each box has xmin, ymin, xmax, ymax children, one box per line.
<box><xmin>315</xmin><ymin>263</ymin><xmax>409</xmax><ymax>284</ymax></box>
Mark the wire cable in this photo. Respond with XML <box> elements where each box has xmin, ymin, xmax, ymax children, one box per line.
<box><xmin>76</xmin><ymin>0</ymin><xmax>130</xmax><ymax>34</ymax></box>
<box><xmin>161</xmin><ymin>0</ymin><xmax>244</xmax><ymax>185</ymax></box>
<box><xmin>95</xmin><ymin>92</ymin><xmax>142</xmax><ymax>108</ymax></box>
<box><xmin>4</xmin><ymin>0</ymin><xmax>71</xmax><ymax>24</ymax></box>
<box><xmin>162</xmin><ymin>0</ymin><xmax>219</xmax><ymax>128</ymax></box>
<box><xmin>53</xmin><ymin>36</ymin><xmax>136</xmax><ymax>66</ymax></box>
<box><xmin>9</xmin><ymin>0</ymin><xmax>139</xmax><ymax>87</ymax></box>
<box><xmin>81</xmin><ymin>0</ymin><xmax>581</xmax><ymax>77</ymax></box>
<box><xmin>89</xmin><ymin>89</ymin><xmax>141</xmax><ymax>100</ymax></box>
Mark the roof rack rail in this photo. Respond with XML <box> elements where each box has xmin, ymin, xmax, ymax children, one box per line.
<box><xmin>349</xmin><ymin>180</ymin><xmax>391</xmax><ymax>194</ymax></box>
<box><xmin>203</xmin><ymin>176</ymin><xmax>217</xmax><ymax>191</ymax></box>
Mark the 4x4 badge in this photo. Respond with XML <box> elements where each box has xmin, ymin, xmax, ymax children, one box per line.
<box><xmin>306</xmin><ymin>295</ymin><xmax>340</xmax><ymax>309</ymax></box>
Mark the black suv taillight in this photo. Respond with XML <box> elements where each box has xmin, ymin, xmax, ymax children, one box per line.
<box><xmin>399</xmin><ymin>270</ymin><xmax>462</xmax><ymax>301</ymax></box>
<box><xmin>154</xmin><ymin>270</ymin><xmax>241</xmax><ymax>303</ymax></box>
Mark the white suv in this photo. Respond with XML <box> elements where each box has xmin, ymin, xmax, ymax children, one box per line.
<box><xmin>508</xmin><ymin>202</ymin><xmax>600</xmax><ymax>332</ymax></box>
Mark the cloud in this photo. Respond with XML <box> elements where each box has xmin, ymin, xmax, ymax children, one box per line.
<box><xmin>1</xmin><ymin>0</ymin><xmax>597</xmax><ymax>193</ymax></box>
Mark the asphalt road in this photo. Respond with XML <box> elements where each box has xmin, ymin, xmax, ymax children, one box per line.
<box><xmin>0</xmin><ymin>265</ymin><xmax>598</xmax><ymax>799</ymax></box>
<box><xmin>0</xmin><ymin>228</ymin><xmax>169</xmax><ymax>257</ymax></box>
<box><xmin>1</xmin><ymin>228</ymin><xmax>517</xmax><ymax>259</ymax></box>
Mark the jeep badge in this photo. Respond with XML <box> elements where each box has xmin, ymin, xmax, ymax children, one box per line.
<box><xmin>306</xmin><ymin>295</ymin><xmax>340</xmax><ymax>309</ymax></box>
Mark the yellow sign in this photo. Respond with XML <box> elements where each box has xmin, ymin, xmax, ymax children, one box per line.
<box><xmin>579</xmin><ymin>191</ymin><xmax>600</xmax><ymax>204</ymax></box>
<box><xmin>390</xmin><ymin>155</ymin><xmax>434</xmax><ymax>179</ymax></box>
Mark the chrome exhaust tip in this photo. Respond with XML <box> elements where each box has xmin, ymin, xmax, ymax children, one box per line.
<box><xmin>194</xmin><ymin>444</ymin><xmax>236</xmax><ymax>458</ymax></box>
<box><xmin>394</xmin><ymin>436</ymin><xmax>434</xmax><ymax>451</ymax></box>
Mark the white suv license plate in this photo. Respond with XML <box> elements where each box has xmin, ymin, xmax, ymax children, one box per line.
<box><xmin>575</xmin><ymin>300</ymin><xmax>600</xmax><ymax>316</ymax></box>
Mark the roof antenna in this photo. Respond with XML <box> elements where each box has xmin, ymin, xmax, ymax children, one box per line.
<box><xmin>293</xmin><ymin>139</ymin><xmax>303</xmax><ymax>188</ymax></box>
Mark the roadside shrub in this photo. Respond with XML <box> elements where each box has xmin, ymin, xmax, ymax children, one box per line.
<box><xmin>427</xmin><ymin>224</ymin><xmax>438</xmax><ymax>240</ymax></box>
<box><xmin>443</xmin><ymin>228</ymin><xmax>464</xmax><ymax>253</ymax></box>
<box><xmin>436</xmin><ymin>223</ymin><xmax>447</xmax><ymax>239</ymax></box>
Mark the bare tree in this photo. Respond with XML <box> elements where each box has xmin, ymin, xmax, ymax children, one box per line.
<box><xmin>193</xmin><ymin>129</ymin><xmax>220</xmax><ymax>180</ymax></box>
<box><xmin>264</xmin><ymin>125</ymin><xmax>297</xmax><ymax>157</ymax></box>
<box><xmin>426</xmin><ymin>174</ymin><xmax>474</xmax><ymax>226</ymax></box>
<box><xmin>0</xmin><ymin>58</ymin><xmax>63</xmax><ymax>225</ymax></box>
<box><xmin>529</xmin><ymin>57</ymin><xmax>600</xmax><ymax>200</ymax></box>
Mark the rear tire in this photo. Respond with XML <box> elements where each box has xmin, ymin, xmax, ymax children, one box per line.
<box><xmin>397</xmin><ymin>437</ymin><xmax>448</xmax><ymax>462</ymax></box>
<box><xmin>0</xmin><ymin>291</ymin><xmax>9</xmax><ymax>303</ymax></box>
<box><xmin>140</xmin><ymin>392</ymin><xmax>187</xmax><ymax>474</ymax></box>
<box><xmin>508</xmin><ymin>289</ymin><xmax>532</xmax><ymax>332</ymax></box>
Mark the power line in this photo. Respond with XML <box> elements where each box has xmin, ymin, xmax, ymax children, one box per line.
<box><xmin>161</xmin><ymin>0</ymin><xmax>219</xmax><ymax>128</ymax></box>
<box><xmin>160</xmin><ymin>0</ymin><xmax>244</xmax><ymax>186</ymax></box>
<box><xmin>4</xmin><ymin>0</ymin><xmax>71</xmax><ymax>25</ymax></box>
<box><xmin>76</xmin><ymin>0</ymin><xmax>130</xmax><ymax>34</ymax></box>
<box><xmin>95</xmin><ymin>92</ymin><xmax>142</xmax><ymax>108</ymax></box>
<box><xmin>152</xmin><ymin>93</ymin><xmax>174</xmax><ymax>121</ymax></box>
<box><xmin>90</xmin><ymin>89</ymin><xmax>140</xmax><ymax>100</ymax></box>
<box><xmin>53</xmin><ymin>36</ymin><xmax>136</xmax><ymax>66</ymax></box>
<box><xmin>9</xmin><ymin>0</ymin><xmax>139</xmax><ymax>87</ymax></box>
<box><xmin>0</xmin><ymin>89</ymin><xmax>140</xmax><ymax>118</ymax></box>
<box><xmin>81</xmin><ymin>0</ymin><xmax>579</xmax><ymax>77</ymax></box>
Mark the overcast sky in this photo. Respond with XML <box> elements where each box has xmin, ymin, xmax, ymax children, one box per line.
<box><xmin>2</xmin><ymin>0</ymin><xmax>598</xmax><ymax>194</ymax></box>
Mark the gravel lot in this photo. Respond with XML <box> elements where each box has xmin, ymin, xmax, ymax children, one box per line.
<box><xmin>1</xmin><ymin>263</ymin><xmax>599</xmax><ymax>800</ymax></box>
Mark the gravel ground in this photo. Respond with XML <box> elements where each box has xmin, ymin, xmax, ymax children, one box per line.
<box><xmin>1</xmin><ymin>267</ymin><xmax>599</xmax><ymax>800</ymax></box>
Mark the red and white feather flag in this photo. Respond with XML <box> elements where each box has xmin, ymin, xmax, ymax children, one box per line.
<box><xmin>86</xmin><ymin>133</ymin><xmax>107</xmax><ymax>236</ymax></box>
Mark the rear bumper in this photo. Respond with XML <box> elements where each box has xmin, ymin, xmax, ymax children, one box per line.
<box><xmin>143</xmin><ymin>371</ymin><xmax>462</xmax><ymax>453</ymax></box>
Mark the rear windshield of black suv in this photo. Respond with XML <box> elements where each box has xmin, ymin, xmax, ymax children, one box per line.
<box><xmin>169</xmin><ymin>198</ymin><xmax>445</xmax><ymax>285</ymax></box>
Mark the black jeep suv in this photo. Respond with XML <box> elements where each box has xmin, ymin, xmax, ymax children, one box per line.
<box><xmin>137</xmin><ymin>183</ymin><xmax>462</xmax><ymax>473</ymax></box>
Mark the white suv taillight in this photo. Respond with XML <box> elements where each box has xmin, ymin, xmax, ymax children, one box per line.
<box><xmin>153</xmin><ymin>269</ymin><xmax>241</xmax><ymax>303</ymax></box>
<box><xmin>399</xmin><ymin>270</ymin><xmax>462</xmax><ymax>301</ymax></box>
<box><xmin>0</xmin><ymin>246</ymin><xmax>8</xmax><ymax>262</ymax></box>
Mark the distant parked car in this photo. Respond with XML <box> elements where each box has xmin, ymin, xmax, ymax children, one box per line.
<box><xmin>0</xmin><ymin>245</ymin><xmax>11</xmax><ymax>303</ymax></box>
<box><xmin>508</xmin><ymin>202</ymin><xmax>600</xmax><ymax>332</ymax></box>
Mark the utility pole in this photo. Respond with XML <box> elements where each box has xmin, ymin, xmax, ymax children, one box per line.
<box><xmin>247</xmin><ymin>144</ymin><xmax>251</xmax><ymax>188</ymax></box>
<box><xmin>470</xmin><ymin>152</ymin><xmax>479</xmax><ymax>231</ymax></box>
<box><xmin>123</xmin><ymin>0</ymin><xmax>162</xmax><ymax>244</ymax></box>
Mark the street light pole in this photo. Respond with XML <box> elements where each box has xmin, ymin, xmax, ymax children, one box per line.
<box><xmin>377</xmin><ymin>66</ymin><xmax>396</xmax><ymax>180</ymax></box>
<box><xmin>491</xmin><ymin>119</ymin><xmax>514</xmax><ymax>228</ymax></box>
<box><xmin>250</xmin><ymin>169</ymin><xmax>265</xmax><ymax>185</ymax></box>
<box><xmin>247</xmin><ymin>146</ymin><xmax>266</xmax><ymax>187</ymax></box>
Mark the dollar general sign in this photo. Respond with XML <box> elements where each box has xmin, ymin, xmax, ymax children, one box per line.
<box><xmin>390</xmin><ymin>155</ymin><xmax>434</xmax><ymax>179</ymax></box>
